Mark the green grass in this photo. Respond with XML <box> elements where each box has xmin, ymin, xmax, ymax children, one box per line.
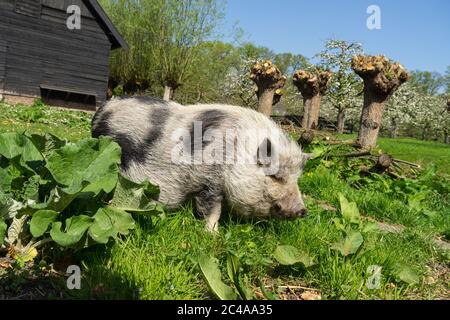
<box><xmin>1</xmin><ymin>101</ymin><xmax>449</xmax><ymax>300</ymax></box>
<box><xmin>0</xmin><ymin>100</ymin><xmax>92</xmax><ymax>141</ymax></box>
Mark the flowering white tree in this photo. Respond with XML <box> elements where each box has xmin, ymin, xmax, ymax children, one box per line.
<box><xmin>223</xmin><ymin>55</ymin><xmax>258</xmax><ymax>108</ymax></box>
<box><xmin>383</xmin><ymin>82</ymin><xmax>420</xmax><ymax>138</ymax></box>
<box><xmin>321</xmin><ymin>88</ymin><xmax>363</xmax><ymax>133</ymax></box>
<box><xmin>427</xmin><ymin>95</ymin><xmax>450</xmax><ymax>143</ymax></box>
<box><xmin>315</xmin><ymin>40</ymin><xmax>364</xmax><ymax>133</ymax></box>
<box><xmin>405</xmin><ymin>93</ymin><xmax>447</xmax><ymax>141</ymax></box>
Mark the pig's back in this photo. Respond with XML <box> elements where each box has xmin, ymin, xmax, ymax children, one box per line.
<box><xmin>91</xmin><ymin>96</ymin><xmax>287</xmax><ymax>175</ymax></box>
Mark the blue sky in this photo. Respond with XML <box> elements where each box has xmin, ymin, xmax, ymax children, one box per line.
<box><xmin>222</xmin><ymin>0</ymin><xmax>450</xmax><ymax>74</ymax></box>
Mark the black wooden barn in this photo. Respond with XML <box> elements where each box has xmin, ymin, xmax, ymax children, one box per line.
<box><xmin>0</xmin><ymin>0</ymin><xmax>127</xmax><ymax>110</ymax></box>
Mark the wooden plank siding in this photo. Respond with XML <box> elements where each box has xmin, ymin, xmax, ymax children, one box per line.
<box><xmin>0</xmin><ymin>0</ymin><xmax>116</xmax><ymax>108</ymax></box>
<box><xmin>42</xmin><ymin>0</ymin><xmax>94</xmax><ymax>18</ymax></box>
<box><xmin>0</xmin><ymin>41</ymin><xmax>6</xmax><ymax>92</ymax></box>
<box><xmin>15</xmin><ymin>0</ymin><xmax>41</xmax><ymax>17</ymax></box>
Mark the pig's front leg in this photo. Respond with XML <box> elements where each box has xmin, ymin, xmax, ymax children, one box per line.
<box><xmin>195</xmin><ymin>188</ymin><xmax>223</xmax><ymax>233</ymax></box>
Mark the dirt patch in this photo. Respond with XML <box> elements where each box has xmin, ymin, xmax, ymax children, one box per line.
<box><xmin>253</xmin><ymin>276</ymin><xmax>322</xmax><ymax>300</ymax></box>
<box><xmin>0</xmin><ymin>257</ymin><xmax>68</xmax><ymax>300</ymax></box>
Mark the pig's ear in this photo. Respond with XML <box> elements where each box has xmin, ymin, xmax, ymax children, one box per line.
<box><xmin>257</xmin><ymin>138</ymin><xmax>273</xmax><ymax>166</ymax></box>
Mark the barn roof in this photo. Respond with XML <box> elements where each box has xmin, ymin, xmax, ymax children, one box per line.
<box><xmin>83</xmin><ymin>0</ymin><xmax>128</xmax><ymax>50</ymax></box>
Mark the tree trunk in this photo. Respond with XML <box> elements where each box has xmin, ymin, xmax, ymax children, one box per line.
<box><xmin>302</xmin><ymin>95</ymin><xmax>322</xmax><ymax>129</ymax></box>
<box><xmin>258</xmin><ymin>89</ymin><xmax>275</xmax><ymax>116</ymax></box>
<box><xmin>307</xmin><ymin>94</ymin><xmax>321</xmax><ymax>129</ymax></box>
<box><xmin>389</xmin><ymin>119</ymin><xmax>398</xmax><ymax>139</ymax></box>
<box><xmin>352</xmin><ymin>55</ymin><xmax>408</xmax><ymax>149</ymax></box>
<box><xmin>356</xmin><ymin>90</ymin><xmax>386</xmax><ymax>148</ymax></box>
<box><xmin>336</xmin><ymin>108</ymin><xmax>346</xmax><ymax>134</ymax></box>
<box><xmin>163</xmin><ymin>85</ymin><xmax>174</xmax><ymax>101</ymax></box>
<box><xmin>444</xmin><ymin>130</ymin><xmax>449</xmax><ymax>144</ymax></box>
<box><xmin>250</xmin><ymin>60</ymin><xmax>286</xmax><ymax>117</ymax></box>
<box><xmin>301</xmin><ymin>98</ymin><xmax>310</xmax><ymax>129</ymax></box>
<box><xmin>293</xmin><ymin>69</ymin><xmax>332</xmax><ymax>130</ymax></box>
<box><xmin>421</xmin><ymin>127</ymin><xmax>427</xmax><ymax>140</ymax></box>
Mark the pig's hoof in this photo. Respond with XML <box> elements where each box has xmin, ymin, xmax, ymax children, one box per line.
<box><xmin>205</xmin><ymin>222</ymin><xmax>219</xmax><ymax>234</ymax></box>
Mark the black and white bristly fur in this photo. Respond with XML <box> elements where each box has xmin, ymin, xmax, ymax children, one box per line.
<box><xmin>92</xmin><ymin>97</ymin><xmax>310</xmax><ymax>232</ymax></box>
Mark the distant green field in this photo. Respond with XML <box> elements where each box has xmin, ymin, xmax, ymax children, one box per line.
<box><xmin>1</xmin><ymin>101</ymin><xmax>449</xmax><ymax>300</ymax></box>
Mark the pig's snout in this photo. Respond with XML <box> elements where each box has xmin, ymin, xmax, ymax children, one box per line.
<box><xmin>291</xmin><ymin>203</ymin><xmax>308</xmax><ymax>218</ymax></box>
<box><xmin>274</xmin><ymin>202</ymin><xmax>308</xmax><ymax>219</ymax></box>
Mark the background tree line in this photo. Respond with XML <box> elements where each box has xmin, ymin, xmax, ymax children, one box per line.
<box><xmin>100</xmin><ymin>0</ymin><xmax>450</xmax><ymax>143</ymax></box>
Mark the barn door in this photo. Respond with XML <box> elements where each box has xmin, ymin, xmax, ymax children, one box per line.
<box><xmin>0</xmin><ymin>40</ymin><xmax>6</xmax><ymax>93</ymax></box>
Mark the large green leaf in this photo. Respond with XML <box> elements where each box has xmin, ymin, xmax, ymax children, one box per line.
<box><xmin>226</xmin><ymin>254</ymin><xmax>254</xmax><ymax>300</ymax></box>
<box><xmin>30</xmin><ymin>210</ymin><xmax>59</xmax><ymax>238</ymax></box>
<box><xmin>110</xmin><ymin>175</ymin><xmax>163</xmax><ymax>214</ymax></box>
<box><xmin>273</xmin><ymin>245</ymin><xmax>315</xmax><ymax>267</ymax></box>
<box><xmin>0</xmin><ymin>218</ymin><xmax>6</xmax><ymax>245</ymax></box>
<box><xmin>18</xmin><ymin>185</ymin><xmax>84</xmax><ymax>217</ymax></box>
<box><xmin>88</xmin><ymin>207</ymin><xmax>135</xmax><ymax>244</ymax></box>
<box><xmin>198</xmin><ymin>254</ymin><xmax>237</xmax><ymax>300</ymax></box>
<box><xmin>26</xmin><ymin>133</ymin><xmax>66</xmax><ymax>157</ymax></box>
<box><xmin>50</xmin><ymin>215</ymin><xmax>94</xmax><ymax>246</ymax></box>
<box><xmin>0</xmin><ymin>132</ymin><xmax>43</xmax><ymax>162</ymax></box>
<box><xmin>22</xmin><ymin>175</ymin><xmax>40</xmax><ymax>201</ymax></box>
<box><xmin>0</xmin><ymin>167</ymin><xmax>12</xmax><ymax>193</ymax></box>
<box><xmin>339</xmin><ymin>194</ymin><xmax>360</xmax><ymax>224</ymax></box>
<box><xmin>331</xmin><ymin>231</ymin><xmax>364</xmax><ymax>256</ymax></box>
<box><xmin>393</xmin><ymin>264</ymin><xmax>420</xmax><ymax>285</ymax></box>
<box><xmin>46</xmin><ymin>137</ymin><xmax>121</xmax><ymax>195</ymax></box>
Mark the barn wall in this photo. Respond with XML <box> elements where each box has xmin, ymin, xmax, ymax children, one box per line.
<box><xmin>0</xmin><ymin>0</ymin><xmax>113</xmax><ymax>107</ymax></box>
<box><xmin>0</xmin><ymin>40</ymin><xmax>6</xmax><ymax>93</ymax></box>
<box><xmin>15</xmin><ymin>0</ymin><xmax>41</xmax><ymax>17</ymax></box>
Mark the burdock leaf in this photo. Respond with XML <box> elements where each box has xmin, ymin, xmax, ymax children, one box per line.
<box><xmin>110</xmin><ymin>175</ymin><xmax>163</xmax><ymax>214</ymax></box>
<box><xmin>30</xmin><ymin>210</ymin><xmax>59</xmax><ymax>238</ymax></box>
<box><xmin>339</xmin><ymin>194</ymin><xmax>360</xmax><ymax>224</ymax></box>
<box><xmin>273</xmin><ymin>245</ymin><xmax>315</xmax><ymax>267</ymax></box>
<box><xmin>393</xmin><ymin>264</ymin><xmax>420</xmax><ymax>285</ymax></box>
<box><xmin>331</xmin><ymin>231</ymin><xmax>364</xmax><ymax>256</ymax></box>
<box><xmin>198</xmin><ymin>254</ymin><xmax>238</xmax><ymax>300</ymax></box>
<box><xmin>46</xmin><ymin>137</ymin><xmax>121</xmax><ymax>195</ymax></box>
<box><xmin>88</xmin><ymin>207</ymin><xmax>135</xmax><ymax>244</ymax></box>
<box><xmin>0</xmin><ymin>132</ymin><xmax>43</xmax><ymax>162</ymax></box>
<box><xmin>50</xmin><ymin>215</ymin><xmax>93</xmax><ymax>247</ymax></box>
<box><xmin>0</xmin><ymin>218</ymin><xmax>6</xmax><ymax>245</ymax></box>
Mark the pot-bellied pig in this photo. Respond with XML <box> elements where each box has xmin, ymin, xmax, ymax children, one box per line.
<box><xmin>92</xmin><ymin>97</ymin><xmax>311</xmax><ymax>232</ymax></box>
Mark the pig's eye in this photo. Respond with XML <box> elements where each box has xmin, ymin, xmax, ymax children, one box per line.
<box><xmin>269</xmin><ymin>174</ymin><xmax>284</xmax><ymax>183</ymax></box>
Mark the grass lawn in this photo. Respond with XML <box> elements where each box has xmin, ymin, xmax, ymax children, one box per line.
<box><xmin>1</xmin><ymin>101</ymin><xmax>449</xmax><ymax>300</ymax></box>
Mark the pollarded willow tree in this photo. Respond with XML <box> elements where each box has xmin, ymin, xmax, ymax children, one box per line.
<box><xmin>250</xmin><ymin>60</ymin><xmax>287</xmax><ymax>116</ymax></box>
<box><xmin>292</xmin><ymin>69</ymin><xmax>333</xmax><ymax>129</ymax></box>
<box><xmin>154</xmin><ymin>0</ymin><xmax>224</xmax><ymax>101</ymax></box>
<box><xmin>102</xmin><ymin>0</ymin><xmax>224</xmax><ymax>101</ymax></box>
<box><xmin>223</xmin><ymin>44</ymin><xmax>275</xmax><ymax>108</ymax></box>
<box><xmin>351</xmin><ymin>55</ymin><xmax>409</xmax><ymax>148</ymax></box>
